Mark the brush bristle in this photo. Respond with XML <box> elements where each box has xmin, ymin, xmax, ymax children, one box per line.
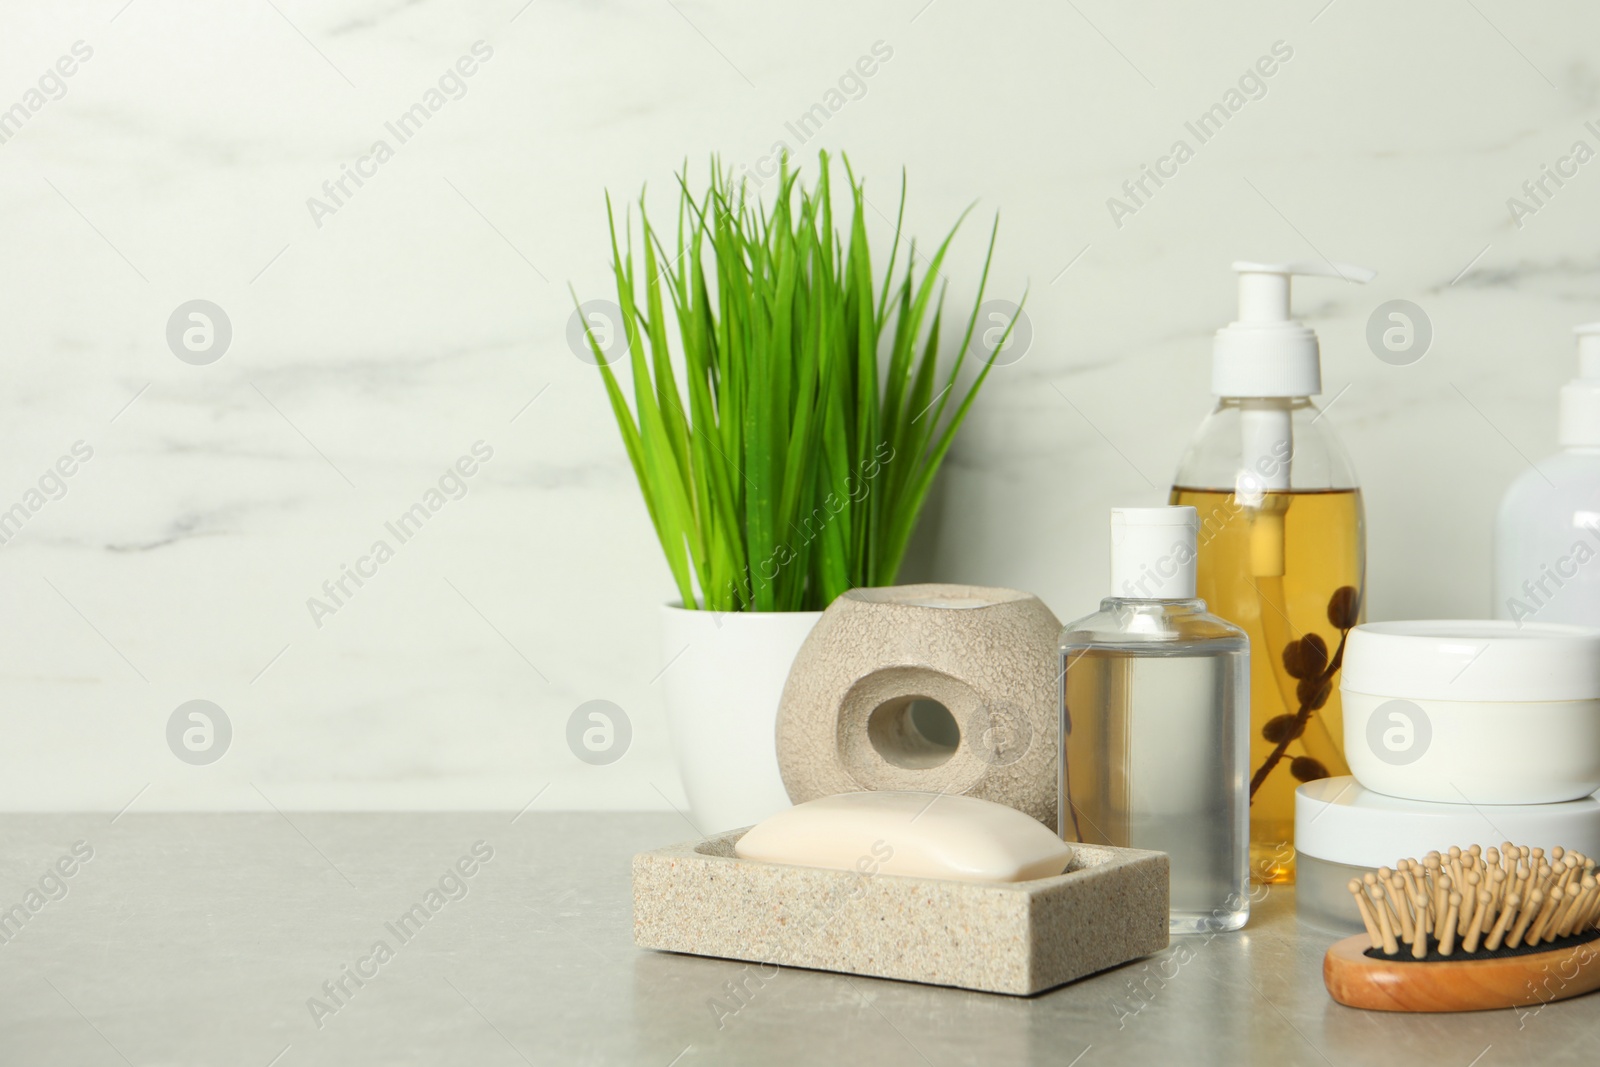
<box><xmin>1346</xmin><ymin>843</ymin><xmax>1600</xmax><ymax>959</ymax></box>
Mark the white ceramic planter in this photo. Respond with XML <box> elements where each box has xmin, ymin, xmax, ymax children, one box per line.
<box><xmin>660</xmin><ymin>604</ymin><xmax>822</xmax><ymax>834</ymax></box>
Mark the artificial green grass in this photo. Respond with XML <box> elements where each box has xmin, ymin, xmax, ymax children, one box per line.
<box><xmin>577</xmin><ymin>152</ymin><xmax>1019</xmax><ymax>612</ymax></box>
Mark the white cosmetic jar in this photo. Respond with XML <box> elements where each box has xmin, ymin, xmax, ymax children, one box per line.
<box><xmin>1295</xmin><ymin>777</ymin><xmax>1600</xmax><ymax>933</ymax></box>
<box><xmin>1341</xmin><ymin>619</ymin><xmax>1600</xmax><ymax>805</ymax></box>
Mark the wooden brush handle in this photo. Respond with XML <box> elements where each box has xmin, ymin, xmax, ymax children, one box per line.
<box><xmin>1324</xmin><ymin>934</ymin><xmax>1600</xmax><ymax>1012</ymax></box>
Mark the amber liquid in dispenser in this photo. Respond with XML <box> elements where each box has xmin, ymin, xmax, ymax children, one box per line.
<box><xmin>1168</xmin><ymin>486</ymin><xmax>1365</xmax><ymax>884</ymax></box>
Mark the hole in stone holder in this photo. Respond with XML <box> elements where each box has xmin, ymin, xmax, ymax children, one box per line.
<box><xmin>867</xmin><ymin>697</ymin><xmax>960</xmax><ymax>769</ymax></box>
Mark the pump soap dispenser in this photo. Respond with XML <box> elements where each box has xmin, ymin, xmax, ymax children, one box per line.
<box><xmin>1493</xmin><ymin>324</ymin><xmax>1600</xmax><ymax>626</ymax></box>
<box><xmin>1170</xmin><ymin>260</ymin><xmax>1372</xmax><ymax>886</ymax></box>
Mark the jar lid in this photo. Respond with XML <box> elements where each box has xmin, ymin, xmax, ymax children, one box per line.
<box><xmin>1295</xmin><ymin>777</ymin><xmax>1600</xmax><ymax>867</ymax></box>
<box><xmin>1341</xmin><ymin>619</ymin><xmax>1600</xmax><ymax>702</ymax></box>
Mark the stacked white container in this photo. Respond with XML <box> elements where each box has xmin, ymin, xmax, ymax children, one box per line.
<box><xmin>1295</xmin><ymin>620</ymin><xmax>1600</xmax><ymax>931</ymax></box>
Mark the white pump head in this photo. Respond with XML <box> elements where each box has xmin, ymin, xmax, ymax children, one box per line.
<box><xmin>1559</xmin><ymin>324</ymin><xmax>1600</xmax><ymax>448</ymax></box>
<box><xmin>1213</xmin><ymin>260</ymin><xmax>1376</xmax><ymax>397</ymax></box>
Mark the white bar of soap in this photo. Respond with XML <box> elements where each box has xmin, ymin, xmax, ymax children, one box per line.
<box><xmin>734</xmin><ymin>791</ymin><xmax>1073</xmax><ymax>883</ymax></box>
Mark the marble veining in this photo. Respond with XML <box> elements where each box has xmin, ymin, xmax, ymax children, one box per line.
<box><xmin>1</xmin><ymin>0</ymin><xmax>1598</xmax><ymax>810</ymax></box>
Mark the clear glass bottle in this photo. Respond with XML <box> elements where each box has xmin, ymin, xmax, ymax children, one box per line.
<box><xmin>1169</xmin><ymin>262</ymin><xmax>1371</xmax><ymax>885</ymax></box>
<box><xmin>1059</xmin><ymin>506</ymin><xmax>1250</xmax><ymax>933</ymax></box>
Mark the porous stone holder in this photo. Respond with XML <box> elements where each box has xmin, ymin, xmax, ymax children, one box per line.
<box><xmin>776</xmin><ymin>584</ymin><xmax>1062</xmax><ymax>831</ymax></box>
<box><xmin>632</xmin><ymin>830</ymin><xmax>1169</xmax><ymax>996</ymax></box>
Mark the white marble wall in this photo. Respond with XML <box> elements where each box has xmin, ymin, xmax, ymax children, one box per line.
<box><xmin>2</xmin><ymin>0</ymin><xmax>1596</xmax><ymax>810</ymax></box>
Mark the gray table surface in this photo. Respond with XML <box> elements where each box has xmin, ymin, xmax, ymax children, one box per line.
<box><xmin>1</xmin><ymin>813</ymin><xmax>1595</xmax><ymax>1066</ymax></box>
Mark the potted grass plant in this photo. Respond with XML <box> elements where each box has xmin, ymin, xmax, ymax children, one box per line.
<box><xmin>578</xmin><ymin>152</ymin><xmax>1019</xmax><ymax>831</ymax></box>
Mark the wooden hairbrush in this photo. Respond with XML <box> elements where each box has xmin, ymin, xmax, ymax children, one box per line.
<box><xmin>1323</xmin><ymin>842</ymin><xmax>1600</xmax><ymax>1012</ymax></box>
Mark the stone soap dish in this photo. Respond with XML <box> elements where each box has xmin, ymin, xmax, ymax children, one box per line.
<box><xmin>632</xmin><ymin>830</ymin><xmax>1169</xmax><ymax>996</ymax></box>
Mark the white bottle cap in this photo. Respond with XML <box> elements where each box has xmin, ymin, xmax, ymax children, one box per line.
<box><xmin>1110</xmin><ymin>506</ymin><xmax>1198</xmax><ymax>600</ymax></box>
<box><xmin>1297</xmin><ymin>776</ymin><xmax>1600</xmax><ymax>868</ymax></box>
<box><xmin>1213</xmin><ymin>260</ymin><xmax>1376</xmax><ymax>397</ymax></box>
<box><xmin>1559</xmin><ymin>323</ymin><xmax>1600</xmax><ymax>448</ymax></box>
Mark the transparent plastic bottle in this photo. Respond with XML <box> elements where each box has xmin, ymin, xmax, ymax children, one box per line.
<box><xmin>1059</xmin><ymin>507</ymin><xmax>1251</xmax><ymax>933</ymax></box>
<box><xmin>1170</xmin><ymin>262</ymin><xmax>1371</xmax><ymax>885</ymax></box>
<box><xmin>1494</xmin><ymin>325</ymin><xmax>1600</xmax><ymax>626</ymax></box>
